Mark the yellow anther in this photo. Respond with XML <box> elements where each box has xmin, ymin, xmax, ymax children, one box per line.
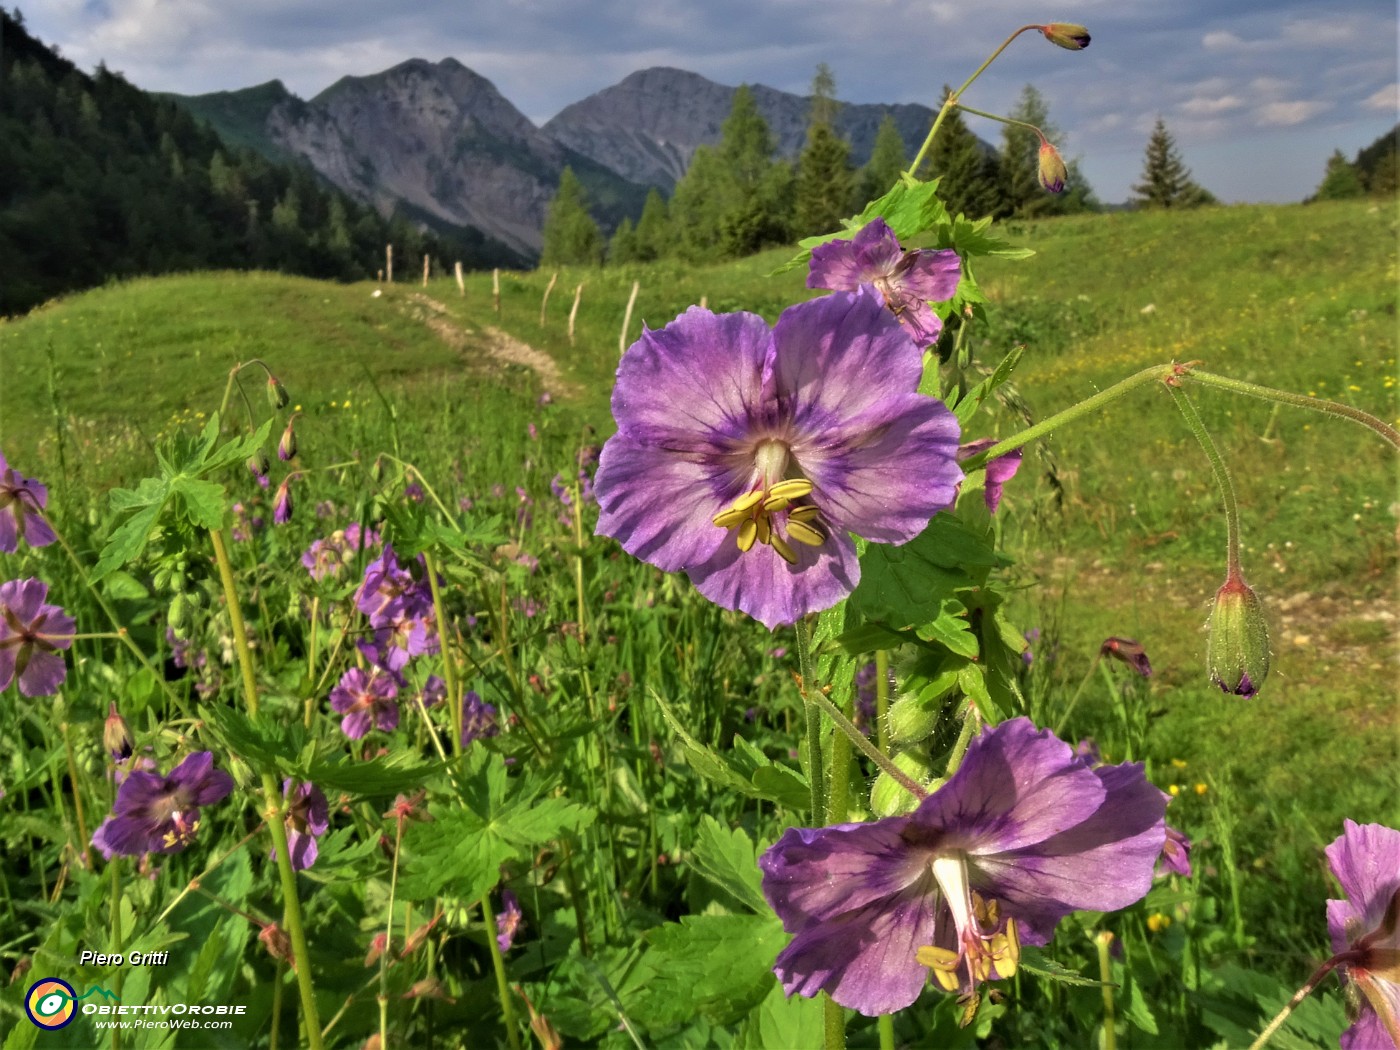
<box><xmin>736</xmin><ymin>519</ymin><xmax>758</xmax><ymax>552</ymax></box>
<box><xmin>730</xmin><ymin>489</ymin><xmax>766</xmax><ymax>513</ymax></box>
<box><xmin>755</xmin><ymin>515</ymin><xmax>771</xmax><ymax>545</ymax></box>
<box><xmin>770</xmin><ymin>535</ymin><xmax>798</xmax><ymax>565</ymax></box>
<box><xmin>762</xmin><ymin>495</ymin><xmax>791</xmax><ymax>512</ymax></box>
<box><xmin>917</xmin><ymin>946</ymin><xmax>963</xmax><ymax>991</ymax></box>
<box><xmin>712</xmin><ymin>506</ymin><xmax>748</xmax><ymax>528</ymax></box>
<box><xmin>767</xmin><ymin>478</ymin><xmax>814</xmax><ymax>501</ymax></box>
<box><xmin>786</xmin><ymin>519</ymin><xmax>825</xmax><ymax>547</ymax></box>
<box><xmin>788</xmin><ymin>504</ymin><xmax>821</xmax><ymax>523</ymax></box>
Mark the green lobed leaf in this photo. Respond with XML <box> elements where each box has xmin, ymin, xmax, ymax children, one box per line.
<box><xmin>91</xmin><ymin>499</ymin><xmax>166</xmax><ymax>582</ymax></box>
<box><xmin>171</xmin><ymin>477</ymin><xmax>228</xmax><ymax>531</ymax></box>
<box><xmin>199</xmin><ymin>704</ymin><xmax>309</xmax><ymax>777</ymax></box>
<box><xmin>851</xmin><ymin>517</ymin><xmax>994</xmax><ymax>627</ymax></box>
<box><xmin>632</xmin><ymin>914</ymin><xmax>786</xmax><ymax>1026</ymax></box>
<box><xmin>688</xmin><ymin>815</ymin><xmax>771</xmax><ymax>915</ymax></box>
<box><xmin>306</xmin><ymin>750</ymin><xmax>446</xmax><ymax>797</ymax></box>
<box><xmin>1018</xmin><ymin>946</ymin><xmax>1108</xmax><ymax>988</ymax></box>
<box><xmin>735</xmin><ymin>979</ymin><xmax>826</xmax><ymax>1050</ymax></box>
<box><xmin>913</xmin><ymin>598</ymin><xmax>981</xmax><ymax>659</ymax></box>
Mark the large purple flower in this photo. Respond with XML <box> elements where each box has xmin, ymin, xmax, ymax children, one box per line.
<box><xmin>1325</xmin><ymin>820</ymin><xmax>1400</xmax><ymax>1049</ymax></box>
<box><xmin>0</xmin><ymin>578</ymin><xmax>76</xmax><ymax>697</ymax></box>
<box><xmin>759</xmin><ymin>717</ymin><xmax>1168</xmax><ymax>1015</ymax></box>
<box><xmin>275</xmin><ymin>779</ymin><xmax>331</xmax><ymax>871</ymax></box>
<box><xmin>96</xmin><ymin>751</ymin><xmax>234</xmax><ymax>856</ymax></box>
<box><xmin>594</xmin><ymin>289</ymin><xmax>962</xmax><ymax>629</ymax></box>
<box><xmin>0</xmin><ymin>451</ymin><xmax>57</xmax><ymax>551</ymax></box>
<box><xmin>807</xmin><ymin>219</ymin><xmax>962</xmax><ymax>346</ymax></box>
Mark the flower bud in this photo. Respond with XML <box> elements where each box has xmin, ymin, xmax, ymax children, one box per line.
<box><xmin>266</xmin><ymin>376</ymin><xmax>290</xmax><ymax>410</ymax></box>
<box><xmin>870</xmin><ymin>749</ymin><xmax>941</xmax><ymax>818</ymax></box>
<box><xmin>259</xmin><ymin>923</ymin><xmax>294</xmax><ymax>967</ymax></box>
<box><xmin>1100</xmin><ymin>637</ymin><xmax>1152</xmax><ymax>677</ymax></box>
<box><xmin>278</xmin><ymin>416</ymin><xmax>298</xmax><ymax>461</ymax></box>
<box><xmin>103</xmin><ymin>702</ymin><xmax>134</xmax><ymax>761</ymax></box>
<box><xmin>1040</xmin><ymin>23</ymin><xmax>1091</xmax><ymax>50</ymax></box>
<box><xmin>246</xmin><ymin>451</ymin><xmax>269</xmax><ymax>480</ymax></box>
<box><xmin>1038</xmin><ymin>141</ymin><xmax>1068</xmax><ymax>193</ymax></box>
<box><xmin>1206</xmin><ymin>573</ymin><xmax>1270</xmax><ymax>698</ymax></box>
<box><xmin>274</xmin><ymin>476</ymin><xmax>294</xmax><ymax>525</ymax></box>
<box><xmin>167</xmin><ymin>592</ymin><xmax>191</xmax><ymax>632</ymax></box>
<box><xmin>886</xmin><ymin>688</ymin><xmax>948</xmax><ymax>747</ymax></box>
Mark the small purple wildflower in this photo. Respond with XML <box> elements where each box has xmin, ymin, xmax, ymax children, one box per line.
<box><xmin>461</xmin><ymin>691</ymin><xmax>500</xmax><ymax>747</ymax></box>
<box><xmin>594</xmin><ymin>290</ymin><xmax>963</xmax><ymax>630</ymax></box>
<box><xmin>0</xmin><ymin>451</ymin><xmax>57</xmax><ymax>551</ymax></box>
<box><xmin>1156</xmin><ymin>824</ymin><xmax>1192</xmax><ymax>878</ymax></box>
<box><xmin>273</xmin><ymin>779</ymin><xmax>331</xmax><ymax>871</ymax></box>
<box><xmin>356</xmin><ymin>545</ymin><xmax>432</xmax><ymax>628</ymax></box>
<box><xmin>418</xmin><ymin>674</ymin><xmax>446</xmax><ymax>709</ymax></box>
<box><xmin>329</xmin><ymin>666</ymin><xmax>400</xmax><ymax>740</ymax></box>
<box><xmin>538</xmin><ymin>391</ymin><xmax>553</xmax><ymax>407</ymax></box>
<box><xmin>0</xmin><ymin>578</ymin><xmax>76</xmax><ymax>697</ymax></box>
<box><xmin>807</xmin><ymin>218</ymin><xmax>962</xmax><ymax>346</ymax></box>
<box><xmin>404</xmin><ymin>481</ymin><xmax>425</xmax><ymax>503</ymax></box>
<box><xmin>957</xmin><ymin>439</ymin><xmax>1024</xmax><ymax>513</ymax></box>
<box><xmin>273</xmin><ymin>476</ymin><xmax>295</xmax><ymax>525</ymax></box>
<box><xmin>95</xmin><ymin>751</ymin><xmax>234</xmax><ymax>856</ymax></box>
<box><xmin>760</xmin><ymin>717</ymin><xmax>1167</xmax><ymax>1015</ymax></box>
<box><xmin>1022</xmin><ymin>627</ymin><xmax>1040</xmax><ymax>668</ymax></box>
<box><xmin>527</xmin><ymin>423</ymin><xmax>539</xmax><ymax>442</ymax></box>
<box><xmin>1325</xmin><ymin>820</ymin><xmax>1400</xmax><ymax>1049</ymax></box>
<box><xmin>497</xmin><ymin>889</ymin><xmax>523</xmax><ymax>951</ymax></box>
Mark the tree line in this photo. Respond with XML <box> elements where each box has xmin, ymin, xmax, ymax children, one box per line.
<box><xmin>0</xmin><ymin>8</ymin><xmax>495</xmax><ymax>317</ymax></box>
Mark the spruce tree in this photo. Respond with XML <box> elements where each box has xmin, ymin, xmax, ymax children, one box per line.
<box><xmin>795</xmin><ymin>64</ymin><xmax>855</xmax><ymax>234</ymax></box>
<box><xmin>670</xmin><ymin>145</ymin><xmax>729</xmax><ymax>262</ymax></box>
<box><xmin>1131</xmin><ymin>119</ymin><xmax>1213</xmax><ymax>209</ymax></box>
<box><xmin>1312</xmin><ymin>149</ymin><xmax>1364</xmax><ymax>200</ymax></box>
<box><xmin>633</xmin><ymin>188</ymin><xmax>670</xmax><ymax>261</ymax></box>
<box><xmin>715</xmin><ymin>85</ymin><xmax>790</xmax><ymax>256</ymax></box>
<box><xmin>856</xmin><ymin>113</ymin><xmax>907</xmax><ymax>206</ymax></box>
<box><xmin>540</xmin><ymin>165</ymin><xmax>603</xmax><ymax>266</ymax></box>
<box><xmin>926</xmin><ymin>93</ymin><xmax>1000</xmax><ymax>219</ymax></box>
<box><xmin>608</xmin><ymin>216</ymin><xmax>639</xmax><ymax>263</ymax></box>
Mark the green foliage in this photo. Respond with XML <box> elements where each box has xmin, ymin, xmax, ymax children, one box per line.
<box><xmin>925</xmin><ymin>95</ymin><xmax>1001</xmax><ymax>220</ymax></box>
<box><xmin>856</xmin><ymin>113</ymin><xmax>908</xmax><ymax>205</ymax></box>
<box><xmin>794</xmin><ymin>65</ymin><xmax>855</xmax><ymax>233</ymax></box>
<box><xmin>633</xmin><ymin>187</ymin><xmax>672</xmax><ymax>261</ymax></box>
<box><xmin>1131</xmin><ymin>117</ymin><xmax>1215</xmax><ymax>209</ymax></box>
<box><xmin>1311</xmin><ymin>149</ymin><xmax>1365</xmax><ymax>201</ymax></box>
<box><xmin>541</xmin><ymin>166</ymin><xmax>605</xmax><ymax>266</ymax></box>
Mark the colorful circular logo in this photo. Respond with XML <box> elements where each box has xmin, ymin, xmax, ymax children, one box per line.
<box><xmin>25</xmin><ymin>978</ymin><xmax>78</xmax><ymax>1030</ymax></box>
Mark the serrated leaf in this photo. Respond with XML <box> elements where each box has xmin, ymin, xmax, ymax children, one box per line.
<box><xmin>202</xmin><ymin>419</ymin><xmax>272</xmax><ymax>474</ymax></box>
<box><xmin>91</xmin><ymin>499</ymin><xmax>167</xmax><ymax>582</ymax></box>
<box><xmin>736</xmin><ymin>979</ymin><xmax>826</xmax><ymax>1050</ymax></box>
<box><xmin>109</xmin><ymin>475</ymin><xmax>169</xmax><ymax>511</ymax></box>
<box><xmin>633</xmin><ymin>914</ymin><xmax>786</xmax><ymax>1026</ymax></box>
<box><xmin>172</xmin><ymin>478</ymin><xmax>228</xmax><ymax>531</ymax></box>
<box><xmin>729</xmin><ymin>736</ymin><xmax>811</xmax><ymax>811</ymax></box>
<box><xmin>200</xmin><ymin>704</ymin><xmax>308</xmax><ymax>776</ymax></box>
<box><xmin>935</xmin><ymin>214</ymin><xmax>1035</xmax><ymax>260</ymax></box>
<box><xmin>829</xmin><ymin>621</ymin><xmax>909</xmax><ymax>655</ymax></box>
<box><xmin>1018</xmin><ymin>946</ymin><xmax>1107</xmax><ymax>987</ymax></box>
<box><xmin>307</xmin><ymin>750</ymin><xmax>444</xmax><ymax>797</ymax></box>
<box><xmin>688</xmin><ymin>816</ymin><xmax>770</xmax><ymax>914</ymax></box>
<box><xmin>914</xmin><ymin>600</ymin><xmax>980</xmax><ymax>659</ymax></box>
<box><xmin>850</xmin><ymin>520</ymin><xmax>984</xmax><ymax>627</ymax></box>
<box><xmin>395</xmin><ymin>803</ymin><xmax>516</xmax><ymax>903</ymax></box>
<box><xmin>654</xmin><ymin>691</ymin><xmax>764</xmax><ymax>794</ymax></box>
<box><xmin>773</xmin><ymin>177</ymin><xmax>949</xmax><ymax>275</ymax></box>
<box><xmin>952</xmin><ymin>345</ymin><xmax>1026</xmax><ymax>426</ymax></box>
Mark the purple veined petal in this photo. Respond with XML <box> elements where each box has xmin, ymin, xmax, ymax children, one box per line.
<box><xmin>687</xmin><ymin>523</ymin><xmax>860</xmax><ymax>630</ymax></box>
<box><xmin>806</xmin><ymin>219</ymin><xmax>905</xmax><ymax>292</ymax></box>
<box><xmin>1340</xmin><ymin>1005</ymin><xmax>1396</xmax><ymax>1050</ymax></box>
<box><xmin>101</xmin><ymin>812</ymin><xmax>161</xmax><ymax>855</ymax></box>
<box><xmin>112</xmin><ymin>768</ymin><xmax>170</xmax><ymax>814</ymax></box>
<box><xmin>609</xmin><ymin>307</ymin><xmax>776</xmax><ymax>452</ymax></box>
<box><xmin>893</xmin><ymin>248</ymin><xmax>963</xmax><ymax>307</ymax></box>
<box><xmin>761</xmin><ymin>819</ymin><xmax>930</xmax><ymax>925</ymax></box>
<box><xmin>169</xmin><ymin>751</ymin><xmax>235</xmax><ymax>807</ymax></box>
<box><xmin>17</xmin><ymin>650</ymin><xmax>69</xmax><ymax>697</ymax></box>
<box><xmin>282</xmin><ymin>829</ymin><xmax>320</xmax><ymax>871</ymax></box>
<box><xmin>773</xmin><ymin>877</ymin><xmax>940</xmax><ymax>1016</ymax></box>
<box><xmin>908</xmin><ymin>718</ymin><xmax>1107</xmax><ymax>856</ymax></box>
<box><xmin>1325</xmin><ymin>820</ymin><xmax>1400</xmax><ymax>927</ymax></box>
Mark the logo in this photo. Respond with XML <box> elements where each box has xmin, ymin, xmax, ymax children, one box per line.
<box><xmin>24</xmin><ymin>978</ymin><xmax>120</xmax><ymax>1030</ymax></box>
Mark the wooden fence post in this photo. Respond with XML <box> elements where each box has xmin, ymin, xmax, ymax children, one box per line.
<box><xmin>699</xmin><ymin>295</ymin><xmax>707</xmax><ymax>310</ymax></box>
<box><xmin>422</xmin><ymin>254</ymin><xmax>429</xmax><ymax>287</ymax></box>
<box><xmin>619</xmin><ymin>280</ymin><xmax>640</xmax><ymax>356</ymax></box>
<box><xmin>386</xmin><ymin>244</ymin><xmax>393</xmax><ymax>283</ymax></box>
<box><xmin>454</xmin><ymin>261</ymin><xmax>465</xmax><ymax>297</ymax></box>
<box><xmin>492</xmin><ymin>268</ymin><xmax>501</xmax><ymax>316</ymax></box>
<box><xmin>539</xmin><ymin>271</ymin><xmax>559</xmax><ymax>327</ymax></box>
<box><xmin>568</xmin><ymin>283</ymin><xmax>584</xmax><ymax>347</ymax></box>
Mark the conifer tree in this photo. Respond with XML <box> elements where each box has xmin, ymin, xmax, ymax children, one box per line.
<box><xmin>795</xmin><ymin>64</ymin><xmax>855</xmax><ymax>234</ymax></box>
<box><xmin>669</xmin><ymin>145</ymin><xmax>728</xmax><ymax>262</ymax></box>
<box><xmin>856</xmin><ymin>113</ymin><xmax>907</xmax><ymax>206</ymax></box>
<box><xmin>608</xmin><ymin>216</ymin><xmax>639</xmax><ymax>263</ymax></box>
<box><xmin>1311</xmin><ymin>149</ymin><xmax>1364</xmax><ymax>200</ymax></box>
<box><xmin>1131</xmin><ymin>118</ymin><xmax>1214</xmax><ymax>209</ymax></box>
<box><xmin>926</xmin><ymin>92</ymin><xmax>1000</xmax><ymax>219</ymax></box>
<box><xmin>540</xmin><ymin>166</ymin><xmax>603</xmax><ymax>266</ymax></box>
<box><xmin>998</xmin><ymin>85</ymin><xmax>1061</xmax><ymax>217</ymax></box>
<box><xmin>714</xmin><ymin>85</ymin><xmax>791</xmax><ymax>256</ymax></box>
<box><xmin>633</xmin><ymin>188</ymin><xmax>670</xmax><ymax>261</ymax></box>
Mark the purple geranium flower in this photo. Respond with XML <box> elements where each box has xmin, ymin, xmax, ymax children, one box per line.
<box><xmin>594</xmin><ymin>290</ymin><xmax>962</xmax><ymax>629</ymax></box>
<box><xmin>329</xmin><ymin>666</ymin><xmax>400</xmax><ymax>739</ymax></box>
<box><xmin>96</xmin><ymin>751</ymin><xmax>234</xmax><ymax>856</ymax></box>
<box><xmin>274</xmin><ymin>779</ymin><xmax>331</xmax><ymax>871</ymax></box>
<box><xmin>497</xmin><ymin>889</ymin><xmax>522</xmax><ymax>951</ymax></box>
<box><xmin>1157</xmin><ymin>824</ymin><xmax>1192</xmax><ymax>878</ymax></box>
<box><xmin>0</xmin><ymin>451</ymin><xmax>57</xmax><ymax>551</ymax></box>
<box><xmin>957</xmin><ymin>439</ymin><xmax>1025</xmax><ymax>513</ymax></box>
<box><xmin>1325</xmin><ymin>820</ymin><xmax>1400</xmax><ymax>1049</ymax></box>
<box><xmin>807</xmin><ymin>219</ymin><xmax>962</xmax><ymax>346</ymax></box>
<box><xmin>461</xmin><ymin>691</ymin><xmax>500</xmax><ymax>747</ymax></box>
<box><xmin>759</xmin><ymin>717</ymin><xmax>1167</xmax><ymax>1015</ymax></box>
<box><xmin>356</xmin><ymin>545</ymin><xmax>432</xmax><ymax>629</ymax></box>
<box><xmin>0</xmin><ymin>578</ymin><xmax>76</xmax><ymax>697</ymax></box>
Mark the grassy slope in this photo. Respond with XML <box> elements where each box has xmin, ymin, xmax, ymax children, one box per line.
<box><xmin>3</xmin><ymin>201</ymin><xmax>1395</xmax><ymax>876</ymax></box>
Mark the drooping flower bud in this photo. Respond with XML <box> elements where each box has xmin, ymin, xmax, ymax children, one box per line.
<box><xmin>103</xmin><ymin>703</ymin><xmax>134</xmax><ymax>761</ymax></box>
<box><xmin>266</xmin><ymin>376</ymin><xmax>290</xmax><ymax>410</ymax></box>
<box><xmin>1100</xmin><ymin>637</ymin><xmax>1153</xmax><ymax>677</ymax></box>
<box><xmin>1040</xmin><ymin>23</ymin><xmax>1091</xmax><ymax>50</ymax></box>
<box><xmin>259</xmin><ymin>923</ymin><xmax>294</xmax><ymax>967</ymax></box>
<box><xmin>246</xmin><ymin>450</ymin><xmax>269</xmax><ymax>480</ymax></box>
<box><xmin>870</xmin><ymin>749</ymin><xmax>942</xmax><ymax>818</ymax></box>
<box><xmin>278</xmin><ymin>415</ymin><xmax>299</xmax><ymax>461</ymax></box>
<box><xmin>273</xmin><ymin>476</ymin><xmax>294</xmax><ymax>525</ymax></box>
<box><xmin>1038</xmin><ymin>141</ymin><xmax>1068</xmax><ymax>193</ymax></box>
<box><xmin>1206</xmin><ymin>573</ymin><xmax>1270</xmax><ymax>698</ymax></box>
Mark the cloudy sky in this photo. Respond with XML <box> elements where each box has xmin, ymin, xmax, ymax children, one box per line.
<box><xmin>22</xmin><ymin>0</ymin><xmax>1399</xmax><ymax>203</ymax></box>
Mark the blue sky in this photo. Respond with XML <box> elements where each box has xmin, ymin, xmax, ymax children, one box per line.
<box><xmin>23</xmin><ymin>0</ymin><xmax>1399</xmax><ymax>203</ymax></box>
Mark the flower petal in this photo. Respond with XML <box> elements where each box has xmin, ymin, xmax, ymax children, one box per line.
<box><xmin>806</xmin><ymin>219</ymin><xmax>905</xmax><ymax>292</ymax></box>
<box><xmin>1326</xmin><ymin>820</ymin><xmax>1400</xmax><ymax>929</ymax></box>
<box><xmin>687</xmin><ymin>524</ymin><xmax>859</xmax><ymax>629</ymax></box>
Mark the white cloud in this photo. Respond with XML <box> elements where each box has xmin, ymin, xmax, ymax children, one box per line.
<box><xmin>1180</xmin><ymin>95</ymin><xmax>1245</xmax><ymax>116</ymax></box>
<box><xmin>1202</xmin><ymin>30</ymin><xmax>1244</xmax><ymax>51</ymax></box>
<box><xmin>1256</xmin><ymin>100</ymin><xmax>1332</xmax><ymax>126</ymax></box>
<box><xmin>1362</xmin><ymin>83</ymin><xmax>1399</xmax><ymax>112</ymax></box>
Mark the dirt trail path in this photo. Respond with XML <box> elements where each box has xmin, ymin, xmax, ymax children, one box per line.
<box><xmin>407</xmin><ymin>292</ymin><xmax>576</xmax><ymax>398</ymax></box>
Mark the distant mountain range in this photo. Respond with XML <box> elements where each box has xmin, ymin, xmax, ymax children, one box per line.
<box><xmin>169</xmin><ymin>62</ymin><xmax>953</xmax><ymax>263</ymax></box>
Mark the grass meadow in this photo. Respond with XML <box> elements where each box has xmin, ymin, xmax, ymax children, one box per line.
<box><xmin>0</xmin><ymin>197</ymin><xmax>1395</xmax><ymax>1048</ymax></box>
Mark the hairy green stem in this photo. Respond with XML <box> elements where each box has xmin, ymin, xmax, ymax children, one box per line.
<box><xmin>794</xmin><ymin>620</ymin><xmax>827</xmax><ymax>821</ymax></box>
<box><xmin>943</xmin><ymin>702</ymin><xmax>980</xmax><ymax>777</ymax></box>
<box><xmin>907</xmin><ymin>25</ymin><xmax>1042</xmax><ymax>177</ymax></box>
<box><xmin>209</xmin><ymin>528</ymin><xmax>324</xmax><ymax>1049</ymax></box>
<box><xmin>1096</xmin><ymin>931</ymin><xmax>1117</xmax><ymax>1050</ymax></box>
<box><xmin>1187</xmin><ymin>370</ymin><xmax>1400</xmax><ymax>449</ymax></box>
<box><xmin>802</xmin><ymin>674</ymin><xmax>928</xmax><ymax>801</ymax></box>
<box><xmin>60</xmin><ymin>721</ymin><xmax>93</xmax><ymax>870</ymax></box>
<box><xmin>422</xmin><ymin>550</ymin><xmax>463</xmax><ymax>756</ymax></box>
<box><xmin>1167</xmin><ymin>384</ymin><xmax>1243</xmax><ymax>576</ymax></box>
